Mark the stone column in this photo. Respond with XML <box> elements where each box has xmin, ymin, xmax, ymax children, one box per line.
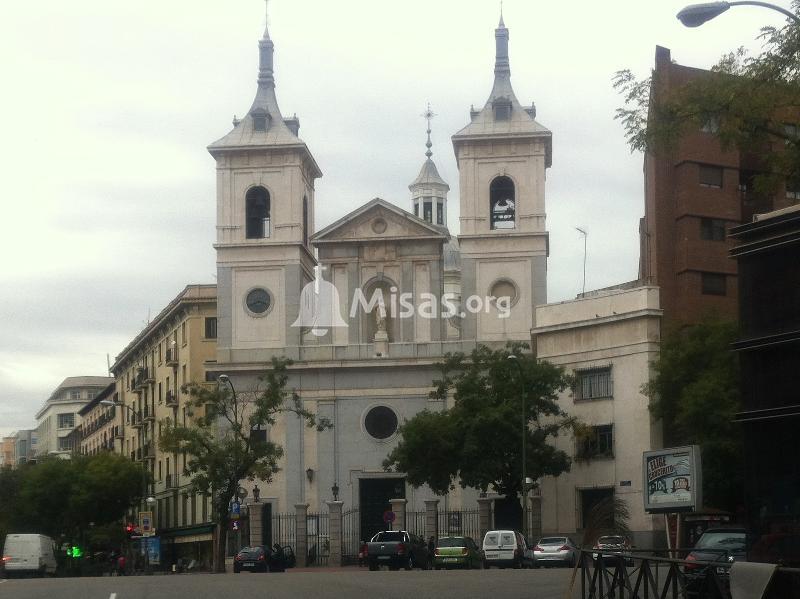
<box><xmin>295</xmin><ymin>503</ymin><xmax>309</xmax><ymax>568</ymax></box>
<box><xmin>477</xmin><ymin>497</ymin><xmax>493</xmax><ymax>541</ymax></box>
<box><xmin>326</xmin><ymin>501</ymin><xmax>344</xmax><ymax>567</ymax></box>
<box><xmin>390</xmin><ymin>498</ymin><xmax>407</xmax><ymax>531</ymax></box>
<box><xmin>249</xmin><ymin>502</ymin><xmax>263</xmax><ymax>547</ymax></box>
<box><xmin>424</xmin><ymin>499</ymin><xmax>439</xmax><ymax>542</ymax></box>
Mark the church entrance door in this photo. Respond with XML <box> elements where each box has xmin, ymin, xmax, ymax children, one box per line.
<box><xmin>359</xmin><ymin>477</ymin><xmax>405</xmax><ymax>542</ymax></box>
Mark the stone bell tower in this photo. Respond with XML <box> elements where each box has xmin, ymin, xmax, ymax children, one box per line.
<box><xmin>208</xmin><ymin>5</ymin><xmax>322</xmax><ymax>364</ymax></box>
<box><xmin>451</xmin><ymin>13</ymin><xmax>551</xmax><ymax>342</ymax></box>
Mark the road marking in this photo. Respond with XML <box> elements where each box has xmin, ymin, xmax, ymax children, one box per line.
<box><xmin>109</xmin><ymin>593</ymin><xmax>116</xmax><ymax>599</ymax></box>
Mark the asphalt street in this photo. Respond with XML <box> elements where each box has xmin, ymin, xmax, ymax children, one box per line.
<box><xmin>0</xmin><ymin>567</ymin><xmax>581</xmax><ymax>599</ymax></box>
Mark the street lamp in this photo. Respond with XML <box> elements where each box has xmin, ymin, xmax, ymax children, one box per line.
<box><xmin>677</xmin><ymin>2</ymin><xmax>800</xmax><ymax>27</ymax></box>
<box><xmin>507</xmin><ymin>354</ymin><xmax>528</xmax><ymax>539</ymax></box>
<box><xmin>217</xmin><ymin>373</ymin><xmax>238</xmax><ymax>421</ymax></box>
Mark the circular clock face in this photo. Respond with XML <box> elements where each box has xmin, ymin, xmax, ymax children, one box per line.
<box><xmin>246</xmin><ymin>288</ymin><xmax>271</xmax><ymax>314</ymax></box>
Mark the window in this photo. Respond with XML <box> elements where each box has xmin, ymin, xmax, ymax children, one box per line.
<box><xmin>700</xmin><ymin>218</ymin><xmax>726</xmax><ymax>241</ymax></box>
<box><xmin>423</xmin><ymin>200</ymin><xmax>432</xmax><ymax>223</ymax></box>
<box><xmin>364</xmin><ymin>406</ymin><xmax>398</xmax><ymax>440</ymax></box>
<box><xmin>577</xmin><ymin>425</ymin><xmax>614</xmax><ymax>460</ymax></box>
<box><xmin>700</xmin><ymin>116</ymin><xmax>720</xmax><ymax>134</ymax></box>
<box><xmin>437</xmin><ymin>202</ymin><xmax>444</xmax><ymax>225</ymax></box>
<box><xmin>245</xmin><ymin>187</ymin><xmax>270</xmax><ymax>239</ymax></box>
<box><xmin>202</xmin><ymin>494</ymin><xmax>208</xmax><ymax>522</ymax></box>
<box><xmin>784</xmin><ymin>123</ymin><xmax>799</xmax><ymax>144</ymax></box>
<box><xmin>413</xmin><ymin>202</ymin><xmax>419</xmax><ymax>217</ymax></box>
<box><xmin>68</xmin><ymin>390</ymin><xmax>81</xmax><ymax>400</ymax></box>
<box><xmin>575</xmin><ymin>367</ymin><xmax>612</xmax><ymax>401</ymax></box>
<box><xmin>57</xmin><ymin>413</ymin><xmax>75</xmax><ymax>429</ymax></box>
<box><xmin>181</xmin><ymin>321</ymin><xmax>186</xmax><ymax>345</ymax></box>
<box><xmin>251</xmin><ymin>108</ymin><xmax>268</xmax><ymax>132</ymax></box>
<box><xmin>699</xmin><ymin>165</ymin><xmax>723</xmax><ymax>188</ymax></box>
<box><xmin>205</xmin><ymin>317</ymin><xmax>218</xmax><ymax>339</ymax></box>
<box><xmin>702</xmin><ymin>272</ymin><xmax>726</xmax><ymax>296</ymax></box>
<box><xmin>58</xmin><ymin>437</ymin><xmax>72</xmax><ymax>451</ymax></box>
<box><xmin>493</xmin><ymin>98</ymin><xmax>512</xmax><ymax>121</ymax></box>
<box><xmin>87</xmin><ymin>391</ymin><xmax>97</xmax><ymax>400</ymax></box>
<box><xmin>191</xmin><ymin>493</ymin><xmax>197</xmax><ymax>525</ymax></box>
<box><xmin>490</xmin><ymin>176</ymin><xmax>516</xmax><ymax>230</ymax></box>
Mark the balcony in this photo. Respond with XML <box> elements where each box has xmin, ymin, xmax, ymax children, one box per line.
<box><xmin>165</xmin><ymin>473</ymin><xmax>174</xmax><ymax>489</ymax></box>
<box><xmin>134</xmin><ymin>368</ymin><xmax>152</xmax><ymax>389</ymax></box>
<box><xmin>114</xmin><ymin>426</ymin><xmax>123</xmax><ymax>440</ymax></box>
<box><xmin>143</xmin><ymin>405</ymin><xmax>155</xmax><ymax>422</ymax></box>
<box><xmin>131</xmin><ymin>412</ymin><xmax>144</xmax><ymax>428</ymax></box>
<box><xmin>165</xmin><ymin>347</ymin><xmax>179</xmax><ymax>367</ymax></box>
<box><xmin>142</xmin><ymin>442</ymin><xmax>155</xmax><ymax>460</ymax></box>
<box><xmin>165</xmin><ymin>390</ymin><xmax>178</xmax><ymax>407</ymax></box>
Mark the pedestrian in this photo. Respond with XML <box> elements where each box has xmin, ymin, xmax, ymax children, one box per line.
<box><xmin>428</xmin><ymin>536</ymin><xmax>436</xmax><ymax>568</ymax></box>
<box><xmin>116</xmin><ymin>554</ymin><xmax>127</xmax><ymax>576</ymax></box>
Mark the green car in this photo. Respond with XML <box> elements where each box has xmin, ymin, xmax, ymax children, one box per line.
<box><xmin>433</xmin><ymin>536</ymin><xmax>483</xmax><ymax>570</ymax></box>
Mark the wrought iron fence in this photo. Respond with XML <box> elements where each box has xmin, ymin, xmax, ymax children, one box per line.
<box><xmin>342</xmin><ymin>508</ymin><xmax>361</xmax><ymax>566</ymax></box>
<box><xmin>306</xmin><ymin>511</ymin><xmax>329</xmax><ymax>567</ymax></box>
<box><xmin>405</xmin><ymin>510</ymin><xmax>426</xmax><ymax>536</ymax></box>
<box><xmin>270</xmin><ymin>511</ymin><xmax>296</xmax><ymax>552</ymax></box>
<box><xmin>438</xmin><ymin>509</ymin><xmax>481</xmax><ymax>541</ymax></box>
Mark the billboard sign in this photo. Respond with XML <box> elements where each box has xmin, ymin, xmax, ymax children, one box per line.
<box><xmin>642</xmin><ymin>445</ymin><xmax>702</xmax><ymax>513</ymax></box>
<box><xmin>139</xmin><ymin>511</ymin><xmax>154</xmax><ymax>536</ymax></box>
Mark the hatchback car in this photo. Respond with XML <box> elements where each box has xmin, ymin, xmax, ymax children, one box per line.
<box><xmin>433</xmin><ymin>536</ymin><xmax>483</xmax><ymax>570</ymax></box>
<box><xmin>532</xmin><ymin>536</ymin><xmax>579</xmax><ymax>568</ymax></box>
<box><xmin>233</xmin><ymin>545</ymin><xmax>288</xmax><ymax>573</ymax></box>
<box><xmin>592</xmin><ymin>535</ymin><xmax>633</xmax><ymax>566</ymax></box>
<box><xmin>685</xmin><ymin>528</ymin><xmax>747</xmax><ymax>597</ymax></box>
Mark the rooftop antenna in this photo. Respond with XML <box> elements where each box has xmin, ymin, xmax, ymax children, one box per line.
<box><xmin>576</xmin><ymin>227</ymin><xmax>587</xmax><ymax>295</ymax></box>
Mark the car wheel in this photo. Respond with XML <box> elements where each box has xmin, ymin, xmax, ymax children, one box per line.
<box><xmin>513</xmin><ymin>558</ymin><xmax>522</xmax><ymax>569</ymax></box>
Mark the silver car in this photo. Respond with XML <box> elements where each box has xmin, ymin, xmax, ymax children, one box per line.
<box><xmin>532</xmin><ymin>536</ymin><xmax>579</xmax><ymax>568</ymax></box>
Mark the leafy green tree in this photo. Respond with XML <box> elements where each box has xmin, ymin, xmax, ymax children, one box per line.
<box><xmin>0</xmin><ymin>465</ymin><xmax>25</xmax><ymax>544</ymax></box>
<box><xmin>384</xmin><ymin>343</ymin><xmax>576</xmax><ymax>503</ymax></box>
<box><xmin>159</xmin><ymin>357</ymin><xmax>330</xmax><ymax>572</ymax></box>
<box><xmin>11</xmin><ymin>454</ymin><xmax>142</xmax><ymax>541</ymax></box>
<box><xmin>614</xmin><ymin>9</ymin><xmax>800</xmax><ymax>196</ymax></box>
<box><xmin>643</xmin><ymin>320</ymin><xmax>742</xmax><ymax>511</ymax></box>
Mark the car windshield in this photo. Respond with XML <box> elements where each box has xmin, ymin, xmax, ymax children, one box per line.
<box><xmin>695</xmin><ymin>531</ymin><xmax>746</xmax><ymax>551</ymax></box>
<box><xmin>372</xmin><ymin>532</ymin><xmax>404</xmax><ymax>542</ymax></box>
<box><xmin>540</xmin><ymin>537</ymin><xmax>567</xmax><ymax>545</ymax></box>
<box><xmin>438</xmin><ymin>537</ymin><xmax>467</xmax><ymax>547</ymax></box>
<box><xmin>238</xmin><ymin>547</ymin><xmax>262</xmax><ymax>557</ymax></box>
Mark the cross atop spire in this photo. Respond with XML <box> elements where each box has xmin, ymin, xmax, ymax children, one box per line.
<box><xmin>422</xmin><ymin>103</ymin><xmax>436</xmax><ymax>158</ymax></box>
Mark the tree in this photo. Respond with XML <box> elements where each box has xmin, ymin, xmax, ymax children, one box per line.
<box><xmin>8</xmin><ymin>454</ymin><xmax>142</xmax><ymax>541</ymax></box>
<box><xmin>614</xmin><ymin>9</ymin><xmax>800</xmax><ymax>196</ymax></box>
<box><xmin>0</xmin><ymin>465</ymin><xmax>25</xmax><ymax>544</ymax></box>
<box><xmin>642</xmin><ymin>320</ymin><xmax>742</xmax><ymax>511</ymax></box>
<box><xmin>384</xmin><ymin>343</ymin><xmax>576</xmax><ymax>512</ymax></box>
<box><xmin>159</xmin><ymin>357</ymin><xmax>330</xmax><ymax>573</ymax></box>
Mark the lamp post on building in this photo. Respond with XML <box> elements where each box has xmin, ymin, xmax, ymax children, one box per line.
<box><xmin>677</xmin><ymin>1</ymin><xmax>800</xmax><ymax>26</ymax></box>
<box><xmin>506</xmin><ymin>354</ymin><xmax>530</xmax><ymax>539</ymax></box>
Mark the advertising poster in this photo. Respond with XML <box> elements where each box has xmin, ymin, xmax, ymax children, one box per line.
<box><xmin>642</xmin><ymin>445</ymin><xmax>702</xmax><ymax>513</ymax></box>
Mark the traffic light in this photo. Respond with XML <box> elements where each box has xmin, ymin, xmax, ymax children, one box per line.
<box><xmin>125</xmin><ymin>523</ymin><xmax>136</xmax><ymax>539</ymax></box>
<box><xmin>68</xmin><ymin>545</ymin><xmax>83</xmax><ymax>559</ymax></box>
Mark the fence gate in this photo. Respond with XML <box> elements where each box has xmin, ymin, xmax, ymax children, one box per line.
<box><xmin>438</xmin><ymin>509</ymin><xmax>481</xmax><ymax>541</ymax></box>
<box><xmin>342</xmin><ymin>508</ymin><xmax>361</xmax><ymax>565</ymax></box>
<box><xmin>306</xmin><ymin>512</ymin><xmax>329</xmax><ymax>566</ymax></box>
<box><xmin>270</xmin><ymin>512</ymin><xmax>296</xmax><ymax>552</ymax></box>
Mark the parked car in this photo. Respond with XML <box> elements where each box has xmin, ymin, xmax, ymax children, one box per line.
<box><xmin>367</xmin><ymin>531</ymin><xmax>430</xmax><ymax>571</ymax></box>
<box><xmin>482</xmin><ymin>530</ymin><xmax>531</xmax><ymax>569</ymax></box>
<box><xmin>433</xmin><ymin>536</ymin><xmax>483</xmax><ymax>570</ymax></box>
<box><xmin>1</xmin><ymin>534</ymin><xmax>58</xmax><ymax>578</ymax></box>
<box><xmin>592</xmin><ymin>535</ymin><xmax>633</xmax><ymax>566</ymax></box>
<box><xmin>684</xmin><ymin>527</ymin><xmax>747</xmax><ymax>598</ymax></box>
<box><xmin>532</xmin><ymin>536</ymin><xmax>579</xmax><ymax>568</ymax></box>
<box><xmin>232</xmin><ymin>545</ymin><xmax>288</xmax><ymax>573</ymax></box>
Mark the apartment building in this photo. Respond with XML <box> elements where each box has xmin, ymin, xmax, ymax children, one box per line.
<box><xmin>1</xmin><ymin>436</ymin><xmax>16</xmax><ymax>467</ymax></box>
<box><xmin>640</xmin><ymin>46</ymin><xmax>798</xmax><ymax>328</ymax></box>
<box><xmin>533</xmin><ymin>284</ymin><xmax>664</xmax><ymax>548</ymax></box>
<box><xmin>111</xmin><ymin>284</ymin><xmax>217</xmax><ymax>568</ymax></box>
<box><xmin>74</xmin><ymin>382</ymin><xmax>121</xmax><ymax>456</ymax></box>
<box><xmin>35</xmin><ymin>376</ymin><xmax>113</xmax><ymax>457</ymax></box>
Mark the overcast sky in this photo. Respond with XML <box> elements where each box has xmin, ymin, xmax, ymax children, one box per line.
<box><xmin>0</xmin><ymin>0</ymin><xmax>781</xmax><ymax>437</ymax></box>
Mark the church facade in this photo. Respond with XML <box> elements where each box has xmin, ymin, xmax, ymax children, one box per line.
<box><xmin>205</xmin><ymin>12</ymin><xmax>662</xmax><ymax>546</ymax></box>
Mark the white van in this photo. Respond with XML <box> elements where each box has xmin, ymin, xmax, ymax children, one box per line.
<box><xmin>482</xmin><ymin>529</ymin><xmax>529</xmax><ymax>569</ymax></box>
<box><xmin>2</xmin><ymin>534</ymin><xmax>58</xmax><ymax>577</ymax></box>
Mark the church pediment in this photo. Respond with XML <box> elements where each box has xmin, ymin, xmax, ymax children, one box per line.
<box><xmin>312</xmin><ymin>198</ymin><xmax>449</xmax><ymax>245</ymax></box>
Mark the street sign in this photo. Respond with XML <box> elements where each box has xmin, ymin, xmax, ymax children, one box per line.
<box><xmin>383</xmin><ymin>510</ymin><xmax>395</xmax><ymax>524</ymax></box>
<box><xmin>139</xmin><ymin>511</ymin><xmax>154</xmax><ymax>536</ymax></box>
<box><xmin>231</xmin><ymin>501</ymin><xmax>241</xmax><ymax>520</ymax></box>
